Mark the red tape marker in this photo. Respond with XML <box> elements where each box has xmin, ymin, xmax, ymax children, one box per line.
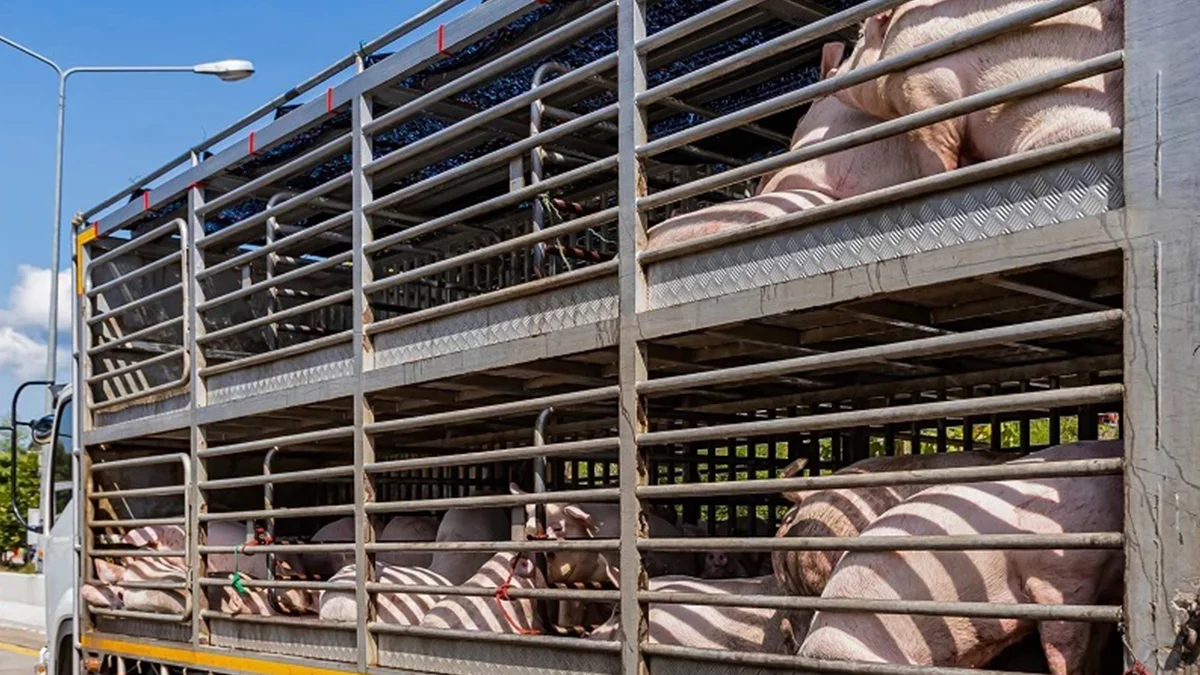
<box><xmin>142</xmin><ymin>191</ymin><xmax>150</xmax><ymax>211</ymax></box>
<box><xmin>437</xmin><ymin>24</ymin><xmax>453</xmax><ymax>56</ymax></box>
<box><xmin>249</xmin><ymin>131</ymin><xmax>257</xmax><ymax>155</ymax></box>
<box><xmin>326</xmin><ymin>87</ymin><xmax>334</xmax><ymax>113</ymax></box>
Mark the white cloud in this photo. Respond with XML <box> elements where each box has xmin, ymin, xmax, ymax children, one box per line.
<box><xmin>0</xmin><ymin>326</ymin><xmax>64</xmax><ymax>380</ymax></box>
<box><xmin>0</xmin><ymin>264</ymin><xmax>71</xmax><ymax>332</ymax></box>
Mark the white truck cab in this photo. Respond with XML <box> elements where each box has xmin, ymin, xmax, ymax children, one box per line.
<box><xmin>8</xmin><ymin>383</ymin><xmax>76</xmax><ymax>675</ymax></box>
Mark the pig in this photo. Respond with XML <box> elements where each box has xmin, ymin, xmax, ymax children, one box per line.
<box><xmin>773</xmin><ymin>450</ymin><xmax>1010</xmax><ymax>599</ymax></box>
<box><xmin>695</xmin><ymin>516</ymin><xmax>774</xmax><ymax>579</ymax></box>
<box><xmin>122</xmin><ymin>524</ymin><xmax>187</xmax><ymax>553</ymax></box>
<box><xmin>319</xmin><ymin>562</ymin><xmax>453</xmax><ymax>624</ymax></box>
<box><xmin>203</xmin><ymin>520</ymin><xmax>306</xmax><ymax>580</ymax></box>
<box><xmin>420</xmin><ymin>551</ymin><xmax>544</xmax><ymax>633</ymax></box>
<box><xmin>831</xmin><ymin>0</ymin><xmax>1123</xmax><ymax>174</ymax></box>
<box><xmin>93</xmin><ymin>557</ymin><xmax>191</xmax><ymax>616</ymax></box>
<box><xmin>646</xmin><ymin>42</ymin><xmax>934</xmax><ymax>251</ymax></box>
<box><xmin>798</xmin><ymin>441</ymin><xmax>1123</xmax><ymax>674</ymax></box>
<box><xmin>208</xmin><ymin>583</ymin><xmax>311</xmax><ymax>617</ymax></box>
<box><xmin>429</xmin><ymin>507</ymin><xmax>513</xmax><ymax>585</ymax></box>
<box><xmin>376</xmin><ymin>515</ymin><xmax>440</xmax><ymax>568</ymax></box>
<box><xmin>81</xmin><ymin>583</ymin><xmax>124</xmax><ymax>610</ymax></box>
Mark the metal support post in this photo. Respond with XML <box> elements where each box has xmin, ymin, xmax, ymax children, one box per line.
<box><xmin>351</xmin><ymin>55</ymin><xmax>379</xmax><ymax>670</ymax></box>
<box><xmin>186</xmin><ymin>153</ymin><xmax>210</xmax><ymax>646</ymax></box>
<box><xmin>617</xmin><ymin>0</ymin><xmax>650</xmax><ymax>670</ymax></box>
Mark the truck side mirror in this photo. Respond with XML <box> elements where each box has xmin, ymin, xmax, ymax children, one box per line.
<box><xmin>30</xmin><ymin>414</ymin><xmax>55</xmax><ymax>446</ymax></box>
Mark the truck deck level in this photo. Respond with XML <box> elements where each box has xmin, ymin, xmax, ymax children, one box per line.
<box><xmin>15</xmin><ymin>0</ymin><xmax>1200</xmax><ymax>672</ymax></box>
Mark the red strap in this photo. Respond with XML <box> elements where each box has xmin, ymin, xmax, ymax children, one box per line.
<box><xmin>141</xmin><ymin>191</ymin><xmax>150</xmax><ymax>211</ymax></box>
<box><xmin>436</xmin><ymin>25</ymin><xmax>453</xmax><ymax>56</ymax></box>
<box><xmin>249</xmin><ymin>131</ymin><xmax>257</xmax><ymax>155</ymax></box>
<box><xmin>326</xmin><ymin>87</ymin><xmax>334</xmax><ymax>113</ymax></box>
<box><xmin>1124</xmin><ymin>662</ymin><xmax>1150</xmax><ymax>675</ymax></box>
<box><xmin>493</xmin><ymin>553</ymin><xmax>539</xmax><ymax>635</ymax></box>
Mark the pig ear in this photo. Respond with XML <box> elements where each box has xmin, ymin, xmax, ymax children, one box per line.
<box><xmin>509</xmin><ymin>482</ymin><xmax>527</xmax><ymax>496</ymax></box>
<box><xmin>780</xmin><ymin>457</ymin><xmax>809</xmax><ymax>479</ymax></box>
<box><xmin>513</xmin><ymin>555</ymin><xmax>537</xmax><ymax>579</ymax></box>
<box><xmin>602</xmin><ymin>558</ymin><xmax>620</xmax><ymax>588</ymax></box>
<box><xmin>563</xmin><ymin>505</ymin><xmax>597</xmax><ymax>533</ymax></box>
<box><xmin>820</xmin><ymin>43</ymin><xmax>845</xmax><ymax>80</ymax></box>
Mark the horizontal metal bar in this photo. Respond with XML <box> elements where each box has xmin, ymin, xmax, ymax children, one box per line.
<box><xmin>198</xmin><ymin>425</ymin><xmax>355</xmax><ymax>459</ymax></box>
<box><xmin>367</xmin><ymin>623</ymin><xmax>622</xmax><ymax>652</ymax></box>
<box><xmin>88</xmin><ymin>549</ymin><xmax>187</xmax><ymax>559</ymax></box>
<box><xmin>198</xmin><ymin>212</ymin><xmax>353</xmax><ymax>280</ymax></box>
<box><xmin>197</xmin><ymin>250</ymin><xmax>353</xmax><ymax>312</ymax></box>
<box><xmin>642</xmin><ymin>643</ymin><xmax>1045</xmax><ymax>675</ymax></box>
<box><xmin>641</xmin><ymin>0</ymin><xmax>1096</xmax><ymax>156</ymax></box>
<box><xmin>87</xmin><ymin>316</ymin><xmax>183</xmax><ymax>356</ymax></box>
<box><xmin>198</xmin><ymin>331</ymin><xmax>353</xmax><ymax>378</ymax></box>
<box><xmin>639</xmin><ymin>130</ymin><xmax>1121</xmax><ymax>264</ymax></box>
<box><xmin>637</xmin><ymin>591</ymin><xmax>1120</xmax><ymax>623</ymax></box>
<box><xmin>639</xmin><ymin>456</ymin><xmax>1124</xmax><ymax>500</ymax></box>
<box><xmin>366</xmin><ymin>206</ymin><xmax>619</xmax><ymax>296</ymax></box>
<box><xmin>640</xmin><ymin>532</ymin><xmax>1123</xmax><ymax>552</ymax></box>
<box><xmin>89</xmin><ymin>517</ymin><xmax>186</xmax><ymax>529</ymax></box>
<box><xmin>200</xmin><ymin>465</ymin><xmax>355</xmax><ymax>491</ymax></box>
<box><xmin>199</xmin><ymin>174</ymin><xmax>353</xmax><ymax>250</ymax></box>
<box><xmin>91</xmin><ymin>453</ymin><xmax>190</xmax><ymax>472</ymax></box>
<box><xmin>641</xmin><ymin>310</ymin><xmax>1122</xmax><ymax>396</ymax></box>
<box><xmin>197</xmin><ymin>577</ymin><xmax>347</xmax><ymax>591</ymax></box>
<box><xmin>198</xmin><ymin>289</ymin><xmax>353</xmax><ymax>345</ymax></box>
<box><xmin>113</xmin><ymin>581</ymin><xmax>190</xmax><ymax>591</ymax></box>
<box><xmin>636</xmin><ymin>0</ymin><xmax>766</xmax><ymax>53</ymax></box>
<box><xmin>87</xmin><ymin>251</ymin><xmax>183</xmax><ymax>298</ymax></box>
<box><xmin>365</xmin><ymin>104</ymin><xmax>618</xmax><ymax>230</ymax></box>
<box><xmin>91</xmin><ymin>373</ymin><xmax>192</xmax><ymax>412</ymax></box>
<box><xmin>641</xmin><ymin>0</ymin><xmax>905</xmax><ymax>106</ymax></box>
<box><xmin>638</xmin><ymin>51</ymin><xmax>1124</xmax><ymax>210</ymax></box>
<box><xmin>367</xmin><ymin>487</ymin><xmax>619</xmax><ymax>514</ymax></box>
<box><xmin>89</xmin><ymin>608</ymin><xmax>189</xmax><ymax>623</ymax></box>
<box><xmin>640</xmin><ymin>383</ymin><xmax>1124</xmax><ymax>447</ymax></box>
<box><xmin>200</xmin><ymin>543</ymin><xmax>355</xmax><ymax>554</ymax></box>
<box><xmin>364</xmin><ymin>437</ymin><xmax>619</xmax><ymax>474</ymax></box>
<box><xmin>366</xmin><ymin>53</ymin><xmax>618</xmax><ymax>181</ymax></box>
<box><xmin>364</xmin><ymin>2</ymin><xmax>617</xmax><ymax>136</ymax></box>
<box><xmin>200</xmin><ymin>133</ymin><xmax>354</xmax><ymax>216</ymax></box>
<box><xmin>87</xmin><ymin>219</ymin><xmax>185</xmax><ymax>269</ymax></box>
<box><xmin>89</xmin><ymin>485</ymin><xmax>186</xmax><ymax>500</ymax></box>
<box><xmin>87</xmin><ymin>283</ymin><xmax>183</xmax><ymax>328</ymax></box>
<box><xmin>200</xmin><ymin>610</ymin><xmax>356</xmax><ymax>630</ymax></box>
<box><xmin>199</xmin><ymin>504</ymin><xmax>355</xmax><ymax>522</ymax></box>
<box><xmin>364</xmin><ymin>259</ymin><xmax>617</xmax><ymax>336</ymax></box>
<box><xmin>366</xmin><ymin>154</ymin><xmax>619</xmax><ymax>250</ymax></box>
<box><xmin>366</xmin><ymin>386</ymin><xmax>618</xmax><ymax>435</ymax></box>
<box><xmin>365</xmin><ymin>583</ymin><xmax>620</xmax><ymax>602</ymax></box>
<box><xmin>364</xmin><ymin>539</ymin><xmax>618</xmax><ymax>553</ymax></box>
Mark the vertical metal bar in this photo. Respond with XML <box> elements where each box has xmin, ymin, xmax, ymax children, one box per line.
<box><xmin>351</xmin><ymin>58</ymin><xmax>378</xmax><ymax>670</ymax></box>
<box><xmin>1123</xmin><ymin>0</ymin><xmax>1200</xmax><ymax>665</ymax></box>
<box><xmin>186</xmin><ymin>154</ymin><xmax>209</xmax><ymax>646</ymax></box>
<box><xmin>617</xmin><ymin>0</ymin><xmax>648</xmax><ymax>667</ymax></box>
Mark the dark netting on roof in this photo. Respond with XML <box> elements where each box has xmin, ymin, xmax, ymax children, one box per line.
<box><xmin>202</xmin><ymin>0</ymin><xmax>840</xmax><ymax>235</ymax></box>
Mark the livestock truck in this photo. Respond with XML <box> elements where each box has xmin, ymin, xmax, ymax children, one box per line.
<box><xmin>12</xmin><ymin>0</ymin><xmax>1200</xmax><ymax>672</ymax></box>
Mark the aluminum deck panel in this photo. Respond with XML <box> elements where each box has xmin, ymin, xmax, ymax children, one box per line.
<box><xmin>646</xmin><ymin>149</ymin><xmax>1124</xmax><ymax>310</ymax></box>
<box><xmin>377</xmin><ymin>634</ymin><xmax>621</xmax><ymax>675</ymax></box>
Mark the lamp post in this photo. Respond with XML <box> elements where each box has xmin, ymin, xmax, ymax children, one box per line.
<box><xmin>0</xmin><ymin>34</ymin><xmax>254</xmax><ymax>408</ymax></box>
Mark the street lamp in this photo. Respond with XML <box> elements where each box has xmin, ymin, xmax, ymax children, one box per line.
<box><xmin>0</xmin><ymin>35</ymin><xmax>254</xmax><ymax>408</ymax></box>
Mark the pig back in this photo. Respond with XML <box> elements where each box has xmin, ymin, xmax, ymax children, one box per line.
<box><xmin>774</xmin><ymin>451</ymin><xmax>1009</xmax><ymax>596</ymax></box>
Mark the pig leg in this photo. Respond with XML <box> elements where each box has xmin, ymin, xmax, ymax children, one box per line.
<box><xmin>1025</xmin><ymin>577</ymin><xmax>1099</xmax><ymax>675</ymax></box>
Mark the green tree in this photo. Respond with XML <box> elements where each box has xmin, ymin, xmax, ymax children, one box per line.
<box><xmin>0</xmin><ymin>420</ymin><xmax>39</xmax><ymax>556</ymax></box>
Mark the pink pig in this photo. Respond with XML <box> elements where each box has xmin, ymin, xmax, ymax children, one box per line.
<box><xmin>831</xmin><ymin>0</ymin><xmax>1123</xmax><ymax>173</ymax></box>
<box><xmin>798</xmin><ymin>441</ymin><xmax>1124</xmax><ymax>674</ymax></box>
<box><xmin>646</xmin><ymin>42</ymin><xmax>934</xmax><ymax>251</ymax></box>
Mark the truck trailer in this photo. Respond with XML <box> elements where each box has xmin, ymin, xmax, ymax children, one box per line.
<box><xmin>11</xmin><ymin>0</ymin><xmax>1200</xmax><ymax>672</ymax></box>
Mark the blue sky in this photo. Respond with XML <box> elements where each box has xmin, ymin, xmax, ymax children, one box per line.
<box><xmin>1</xmin><ymin>0</ymin><xmax>476</xmax><ymax>418</ymax></box>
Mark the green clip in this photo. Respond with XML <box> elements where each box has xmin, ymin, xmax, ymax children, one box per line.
<box><xmin>230</xmin><ymin>572</ymin><xmax>248</xmax><ymax>596</ymax></box>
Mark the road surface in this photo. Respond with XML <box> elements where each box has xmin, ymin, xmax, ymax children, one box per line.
<box><xmin>0</xmin><ymin>625</ymin><xmax>41</xmax><ymax>675</ymax></box>
<box><xmin>0</xmin><ymin>642</ymin><xmax>37</xmax><ymax>675</ymax></box>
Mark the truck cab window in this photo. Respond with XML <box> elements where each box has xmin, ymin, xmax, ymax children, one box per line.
<box><xmin>49</xmin><ymin>399</ymin><xmax>72</xmax><ymax>525</ymax></box>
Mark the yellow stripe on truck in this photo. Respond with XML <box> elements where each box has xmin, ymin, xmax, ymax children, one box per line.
<box><xmin>80</xmin><ymin>634</ymin><xmax>356</xmax><ymax>675</ymax></box>
<box><xmin>75</xmin><ymin>221</ymin><xmax>98</xmax><ymax>295</ymax></box>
